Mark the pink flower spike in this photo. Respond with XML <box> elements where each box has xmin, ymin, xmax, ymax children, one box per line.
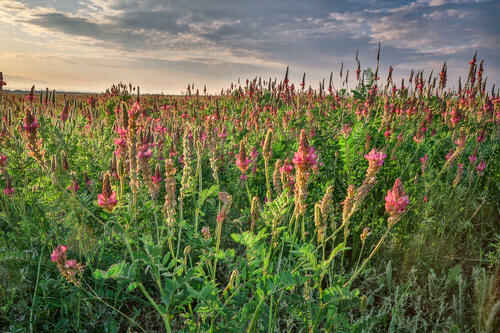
<box><xmin>3</xmin><ymin>186</ymin><xmax>14</xmax><ymax>196</ymax></box>
<box><xmin>420</xmin><ymin>154</ymin><xmax>429</xmax><ymax>173</ymax></box>
<box><xmin>364</xmin><ymin>149</ymin><xmax>387</xmax><ymax>167</ymax></box>
<box><xmin>0</xmin><ymin>155</ymin><xmax>7</xmax><ymax>167</ymax></box>
<box><xmin>98</xmin><ymin>191</ymin><xmax>118</xmax><ymax>212</ymax></box>
<box><xmin>152</xmin><ymin>175</ymin><xmax>162</xmax><ymax>185</ymax></box>
<box><xmin>476</xmin><ymin>160</ymin><xmax>486</xmax><ymax>174</ymax></box>
<box><xmin>385</xmin><ymin>178</ymin><xmax>409</xmax><ymax>217</ymax></box>
<box><xmin>64</xmin><ymin>259</ymin><xmax>78</xmax><ymax>269</ymax></box>
<box><xmin>50</xmin><ymin>245</ymin><xmax>68</xmax><ymax>263</ymax></box>
<box><xmin>138</xmin><ymin>148</ymin><xmax>153</xmax><ymax>159</ymax></box>
<box><xmin>67</xmin><ymin>180</ymin><xmax>80</xmax><ymax>193</ymax></box>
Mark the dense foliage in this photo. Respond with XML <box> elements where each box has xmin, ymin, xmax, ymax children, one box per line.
<box><xmin>1</xmin><ymin>54</ymin><xmax>500</xmax><ymax>332</ymax></box>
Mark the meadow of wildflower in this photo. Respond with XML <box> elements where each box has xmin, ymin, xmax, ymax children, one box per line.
<box><xmin>0</xmin><ymin>52</ymin><xmax>500</xmax><ymax>332</ymax></box>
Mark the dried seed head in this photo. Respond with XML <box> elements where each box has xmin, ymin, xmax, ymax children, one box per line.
<box><xmin>165</xmin><ymin>158</ymin><xmax>176</xmax><ymax>177</ymax></box>
<box><xmin>314</xmin><ymin>203</ymin><xmax>325</xmax><ymax>243</ymax></box>
<box><xmin>320</xmin><ymin>185</ymin><xmax>334</xmax><ymax>219</ymax></box>
<box><xmin>262</xmin><ymin>128</ymin><xmax>273</xmax><ymax>160</ymax></box>
<box><xmin>360</xmin><ymin>227</ymin><xmax>370</xmax><ymax>243</ymax></box>
<box><xmin>250</xmin><ymin>196</ymin><xmax>260</xmax><ymax>232</ymax></box>
<box><xmin>219</xmin><ymin>191</ymin><xmax>233</xmax><ymax>208</ymax></box>
<box><xmin>201</xmin><ymin>226</ymin><xmax>211</xmax><ymax>240</ymax></box>
<box><xmin>342</xmin><ymin>184</ymin><xmax>356</xmax><ymax>224</ymax></box>
<box><xmin>183</xmin><ymin>245</ymin><xmax>191</xmax><ymax>257</ymax></box>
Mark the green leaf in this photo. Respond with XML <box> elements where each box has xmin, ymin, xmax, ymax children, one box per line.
<box><xmin>197</xmin><ymin>184</ymin><xmax>219</xmax><ymax>207</ymax></box>
<box><xmin>93</xmin><ymin>261</ymin><xmax>129</xmax><ymax>280</ymax></box>
<box><xmin>127</xmin><ymin>282</ymin><xmax>138</xmax><ymax>292</ymax></box>
<box><xmin>323</xmin><ymin>242</ymin><xmax>347</xmax><ymax>269</ymax></box>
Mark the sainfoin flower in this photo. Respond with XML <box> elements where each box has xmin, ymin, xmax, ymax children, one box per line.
<box><xmin>0</xmin><ymin>155</ymin><xmax>7</xmax><ymax>168</ymax></box>
<box><xmin>50</xmin><ymin>245</ymin><xmax>83</xmax><ymax>285</ymax></box>
<box><xmin>385</xmin><ymin>178</ymin><xmax>409</xmax><ymax>227</ymax></box>
<box><xmin>51</xmin><ymin>245</ymin><xmax>68</xmax><ymax>263</ymax></box>
<box><xmin>60</xmin><ymin>101</ymin><xmax>69</xmax><ymax>123</ymax></box>
<box><xmin>235</xmin><ymin>141</ymin><xmax>251</xmax><ymax>174</ymax></box>
<box><xmin>3</xmin><ymin>186</ymin><xmax>14</xmax><ymax>196</ymax></box>
<box><xmin>67</xmin><ymin>179</ymin><xmax>80</xmax><ymax>193</ymax></box>
<box><xmin>23</xmin><ymin>111</ymin><xmax>39</xmax><ymax>133</ymax></box>
<box><xmin>98</xmin><ymin>173</ymin><xmax>117</xmax><ymax>212</ymax></box>
<box><xmin>3</xmin><ymin>177</ymin><xmax>14</xmax><ymax>196</ymax></box>
<box><xmin>365</xmin><ymin>149</ymin><xmax>386</xmax><ymax>167</ymax></box>
<box><xmin>364</xmin><ymin>148</ymin><xmax>386</xmax><ymax>177</ymax></box>
<box><xmin>476</xmin><ymin>160</ymin><xmax>486</xmax><ymax>174</ymax></box>
<box><xmin>0</xmin><ymin>72</ymin><xmax>6</xmax><ymax>89</ymax></box>
<box><xmin>292</xmin><ymin>130</ymin><xmax>318</xmax><ymax>171</ymax></box>
<box><xmin>201</xmin><ymin>226</ymin><xmax>211</xmax><ymax>240</ymax></box>
<box><xmin>137</xmin><ymin>144</ymin><xmax>153</xmax><ymax>159</ymax></box>
<box><xmin>420</xmin><ymin>154</ymin><xmax>429</xmax><ymax>173</ymax></box>
<box><xmin>98</xmin><ymin>191</ymin><xmax>117</xmax><ymax>211</ymax></box>
<box><xmin>152</xmin><ymin>166</ymin><xmax>162</xmax><ymax>185</ymax></box>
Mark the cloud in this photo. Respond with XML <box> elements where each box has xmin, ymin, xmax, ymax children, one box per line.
<box><xmin>0</xmin><ymin>0</ymin><xmax>498</xmax><ymax>92</ymax></box>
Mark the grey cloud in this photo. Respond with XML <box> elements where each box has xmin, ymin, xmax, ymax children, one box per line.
<box><xmin>7</xmin><ymin>0</ymin><xmax>500</xmax><ymax>89</ymax></box>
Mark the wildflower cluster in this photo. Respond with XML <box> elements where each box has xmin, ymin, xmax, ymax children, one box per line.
<box><xmin>50</xmin><ymin>245</ymin><xmax>83</xmax><ymax>286</ymax></box>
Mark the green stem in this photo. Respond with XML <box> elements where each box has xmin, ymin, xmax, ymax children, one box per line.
<box><xmin>176</xmin><ymin>200</ymin><xmax>184</xmax><ymax>259</ymax></box>
<box><xmin>194</xmin><ymin>157</ymin><xmax>202</xmax><ymax>235</ymax></box>
<box><xmin>138</xmin><ymin>283</ymin><xmax>172</xmax><ymax>333</ymax></box>
<box><xmin>213</xmin><ymin>219</ymin><xmax>223</xmax><ymax>282</ymax></box>
<box><xmin>344</xmin><ymin>227</ymin><xmax>392</xmax><ymax>287</ymax></box>
<box><xmin>29</xmin><ymin>247</ymin><xmax>43</xmax><ymax>333</ymax></box>
<box><xmin>247</xmin><ymin>296</ymin><xmax>266</xmax><ymax>333</ymax></box>
<box><xmin>301</xmin><ymin>214</ymin><xmax>306</xmax><ymax>242</ymax></box>
<box><xmin>264</xmin><ymin>158</ymin><xmax>271</xmax><ymax>202</ymax></box>
<box><xmin>245</xmin><ymin>180</ymin><xmax>252</xmax><ymax>207</ymax></box>
<box><xmin>354</xmin><ymin>241</ymin><xmax>366</xmax><ymax>275</ymax></box>
<box><xmin>83</xmin><ymin>282</ymin><xmax>146</xmax><ymax>332</ymax></box>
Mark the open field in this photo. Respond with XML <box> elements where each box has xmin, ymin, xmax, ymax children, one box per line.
<box><xmin>1</xmin><ymin>56</ymin><xmax>500</xmax><ymax>332</ymax></box>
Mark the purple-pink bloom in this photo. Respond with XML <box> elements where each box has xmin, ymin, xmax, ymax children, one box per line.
<box><xmin>67</xmin><ymin>180</ymin><xmax>80</xmax><ymax>193</ymax></box>
<box><xmin>138</xmin><ymin>147</ymin><xmax>153</xmax><ymax>159</ymax></box>
<box><xmin>51</xmin><ymin>245</ymin><xmax>68</xmax><ymax>263</ymax></box>
<box><xmin>364</xmin><ymin>149</ymin><xmax>387</xmax><ymax>167</ymax></box>
<box><xmin>385</xmin><ymin>178</ymin><xmax>409</xmax><ymax>217</ymax></box>
<box><xmin>293</xmin><ymin>147</ymin><xmax>318</xmax><ymax>170</ymax></box>
<box><xmin>420</xmin><ymin>154</ymin><xmax>429</xmax><ymax>173</ymax></box>
<box><xmin>476</xmin><ymin>160</ymin><xmax>486</xmax><ymax>174</ymax></box>
<box><xmin>97</xmin><ymin>192</ymin><xmax>118</xmax><ymax>212</ymax></box>
<box><xmin>0</xmin><ymin>155</ymin><xmax>7</xmax><ymax>168</ymax></box>
<box><xmin>129</xmin><ymin>101</ymin><xmax>141</xmax><ymax>116</ymax></box>
<box><xmin>64</xmin><ymin>259</ymin><xmax>78</xmax><ymax>269</ymax></box>
<box><xmin>3</xmin><ymin>186</ymin><xmax>14</xmax><ymax>196</ymax></box>
<box><xmin>152</xmin><ymin>175</ymin><xmax>162</xmax><ymax>185</ymax></box>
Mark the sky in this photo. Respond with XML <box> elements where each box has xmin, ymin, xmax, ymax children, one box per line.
<box><xmin>0</xmin><ymin>0</ymin><xmax>499</xmax><ymax>94</ymax></box>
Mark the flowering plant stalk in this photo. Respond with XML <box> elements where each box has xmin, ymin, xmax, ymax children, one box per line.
<box><xmin>345</xmin><ymin>178</ymin><xmax>409</xmax><ymax>287</ymax></box>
